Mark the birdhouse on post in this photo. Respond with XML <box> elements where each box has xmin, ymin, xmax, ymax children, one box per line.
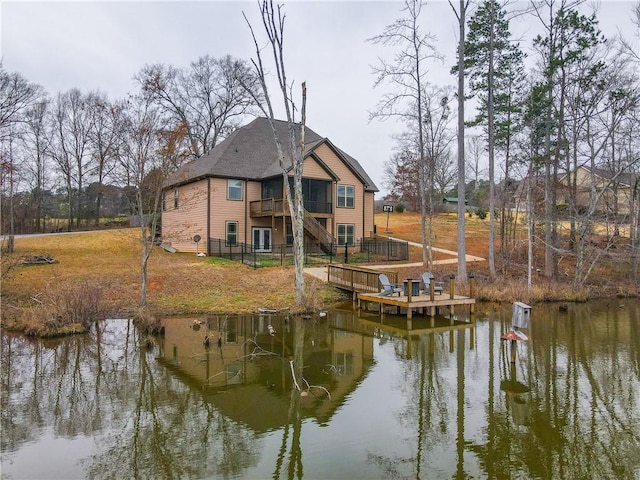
<box><xmin>512</xmin><ymin>302</ymin><xmax>531</xmax><ymax>329</ymax></box>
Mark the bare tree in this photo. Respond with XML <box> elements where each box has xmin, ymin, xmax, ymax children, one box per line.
<box><xmin>242</xmin><ymin>0</ymin><xmax>308</xmax><ymax>309</ymax></box>
<box><xmin>0</xmin><ymin>130</ymin><xmax>20</xmax><ymax>247</ymax></box>
<box><xmin>88</xmin><ymin>93</ymin><xmax>124</xmax><ymax>226</ymax></box>
<box><xmin>137</xmin><ymin>55</ymin><xmax>260</xmax><ymax>158</ymax></box>
<box><xmin>49</xmin><ymin>89</ymin><xmax>96</xmax><ymax>230</ymax></box>
<box><xmin>21</xmin><ymin>99</ymin><xmax>51</xmax><ymax>233</ymax></box>
<box><xmin>450</xmin><ymin>0</ymin><xmax>472</xmax><ymax>282</ymax></box>
<box><xmin>466</xmin><ymin>135</ymin><xmax>486</xmax><ymax>190</ymax></box>
<box><xmin>432</xmin><ymin>150</ymin><xmax>457</xmax><ymax>197</ymax></box>
<box><xmin>0</xmin><ymin>65</ymin><xmax>42</xmax><ymax>248</ymax></box>
<box><xmin>617</xmin><ymin>2</ymin><xmax>640</xmax><ymax>62</ymax></box>
<box><xmin>119</xmin><ymin>95</ymin><xmax>181</xmax><ymax>308</ymax></box>
<box><xmin>49</xmin><ymin>92</ymin><xmax>75</xmax><ymax>231</ymax></box>
<box><xmin>571</xmin><ymin>57</ymin><xmax>640</xmax><ymax>286</ymax></box>
<box><xmin>0</xmin><ymin>64</ymin><xmax>42</xmax><ymax>137</ymax></box>
<box><xmin>422</xmin><ymin>87</ymin><xmax>456</xmax><ymax>264</ymax></box>
<box><xmin>369</xmin><ymin>0</ymin><xmax>442</xmax><ymax>267</ymax></box>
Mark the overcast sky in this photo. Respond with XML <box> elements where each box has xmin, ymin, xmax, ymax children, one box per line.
<box><xmin>1</xmin><ymin>1</ymin><xmax>638</xmax><ymax>195</ymax></box>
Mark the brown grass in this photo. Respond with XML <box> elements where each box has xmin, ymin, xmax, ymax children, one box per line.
<box><xmin>3</xmin><ymin>279</ymin><xmax>103</xmax><ymax>337</ymax></box>
<box><xmin>1</xmin><ymin>229</ymin><xmax>345</xmax><ymax>333</ymax></box>
<box><xmin>2</xmin><ymin>212</ymin><xmax>636</xmax><ymax>335</ymax></box>
<box><xmin>376</xmin><ymin>211</ymin><xmax>638</xmax><ymax>303</ymax></box>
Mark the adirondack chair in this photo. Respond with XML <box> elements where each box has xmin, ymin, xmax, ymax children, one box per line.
<box><xmin>379</xmin><ymin>273</ymin><xmax>402</xmax><ymax>296</ymax></box>
<box><xmin>422</xmin><ymin>272</ymin><xmax>444</xmax><ymax>294</ymax></box>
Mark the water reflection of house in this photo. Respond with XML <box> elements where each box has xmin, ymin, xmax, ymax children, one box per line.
<box><xmin>157</xmin><ymin>314</ymin><xmax>374</xmax><ymax>433</ymax></box>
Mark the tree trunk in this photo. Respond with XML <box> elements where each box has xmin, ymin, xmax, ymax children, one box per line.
<box><xmin>487</xmin><ymin>8</ymin><xmax>496</xmax><ymax>278</ymax></box>
<box><xmin>456</xmin><ymin>0</ymin><xmax>468</xmax><ymax>282</ymax></box>
<box><xmin>138</xmin><ymin>191</ymin><xmax>149</xmax><ymax>308</ymax></box>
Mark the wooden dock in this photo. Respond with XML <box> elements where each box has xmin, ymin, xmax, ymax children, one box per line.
<box><xmin>327</xmin><ymin>264</ymin><xmax>397</xmax><ymax>295</ymax></box>
<box><xmin>358</xmin><ymin>290</ymin><xmax>475</xmax><ymax>319</ymax></box>
<box><xmin>326</xmin><ymin>264</ymin><xmax>476</xmax><ymax>319</ymax></box>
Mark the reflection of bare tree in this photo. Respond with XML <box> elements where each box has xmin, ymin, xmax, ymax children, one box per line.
<box><xmin>368</xmin><ymin>331</ymin><xmax>458</xmax><ymax>479</ymax></box>
<box><xmin>1</xmin><ymin>320</ymin><xmax>263</xmax><ymax>479</ymax></box>
<box><xmin>3</xmin><ymin>303</ymin><xmax>639</xmax><ymax>479</ymax></box>
<box><xmin>87</xmin><ymin>322</ymin><xmax>261</xmax><ymax>480</ymax></box>
<box><xmin>273</xmin><ymin>316</ymin><xmax>306</xmax><ymax>480</ymax></box>
<box><xmin>470</xmin><ymin>301</ymin><xmax>640</xmax><ymax>479</ymax></box>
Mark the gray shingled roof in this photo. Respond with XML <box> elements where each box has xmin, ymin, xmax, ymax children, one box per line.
<box><xmin>164</xmin><ymin>117</ymin><xmax>378</xmax><ymax>192</ymax></box>
<box><xmin>587</xmin><ymin>166</ymin><xmax>638</xmax><ymax>188</ymax></box>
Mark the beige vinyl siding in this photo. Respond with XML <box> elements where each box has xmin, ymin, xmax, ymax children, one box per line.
<box><xmin>299</xmin><ymin>156</ymin><xmax>333</xmax><ymax>180</ymax></box>
<box><xmin>313</xmin><ymin>144</ymin><xmax>367</xmax><ymax>240</ymax></box>
<box><xmin>570</xmin><ymin>167</ymin><xmax>632</xmax><ymax>215</ymax></box>
<box><xmin>161</xmin><ymin>180</ymin><xmax>209</xmax><ymax>253</ymax></box>
<box><xmin>364</xmin><ymin>191</ymin><xmax>375</xmax><ymax>237</ymax></box>
<box><xmin>246</xmin><ymin>181</ymin><xmax>277</xmax><ymax>243</ymax></box>
<box><xmin>210</xmin><ymin>178</ymin><xmax>246</xmax><ymax>244</ymax></box>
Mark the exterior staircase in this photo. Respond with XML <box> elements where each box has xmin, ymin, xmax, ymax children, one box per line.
<box><xmin>303</xmin><ymin>209</ymin><xmax>335</xmax><ymax>254</ymax></box>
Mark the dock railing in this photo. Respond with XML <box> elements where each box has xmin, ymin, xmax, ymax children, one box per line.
<box><xmin>327</xmin><ymin>264</ymin><xmax>397</xmax><ymax>294</ymax></box>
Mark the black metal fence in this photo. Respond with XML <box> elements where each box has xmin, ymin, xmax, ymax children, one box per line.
<box><xmin>207</xmin><ymin>236</ymin><xmax>409</xmax><ymax>268</ymax></box>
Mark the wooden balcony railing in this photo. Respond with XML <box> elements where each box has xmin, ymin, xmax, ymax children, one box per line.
<box><xmin>250</xmin><ymin>198</ymin><xmax>287</xmax><ymax>217</ymax></box>
<box><xmin>250</xmin><ymin>198</ymin><xmax>332</xmax><ymax>217</ymax></box>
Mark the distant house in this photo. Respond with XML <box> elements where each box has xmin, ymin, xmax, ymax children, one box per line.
<box><xmin>442</xmin><ymin>196</ymin><xmax>468</xmax><ymax>213</ymax></box>
<box><xmin>511</xmin><ymin>175</ymin><xmax>546</xmax><ymax>213</ymax></box>
<box><xmin>442</xmin><ymin>197</ymin><xmax>467</xmax><ymax>205</ymax></box>
<box><xmin>161</xmin><ymin>117</ymin><xmax>379</xmax><ymax>253</ymax></box>
<box><xmin>558</xmin><ymin>165</ymin><xmax>638</xmax><ymax>216</ymax></box>
<box><xmin>512</xmin><ymin>166</ymin><xmax>638</xmax><ymax>217</ymax></box>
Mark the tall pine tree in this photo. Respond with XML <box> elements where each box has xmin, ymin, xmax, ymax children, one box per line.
<box><xmin>460</xmin><ymin>0</ymin><xmax>525</xmax><ymax>277</ymax></box>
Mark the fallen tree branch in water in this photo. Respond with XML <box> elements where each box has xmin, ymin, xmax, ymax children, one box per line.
<box><xmin>236</xmin><ymin>338</ymin><xmax>279</xmax><ymax>361</ymax></box>
<box><xmin>290</xmin><ymin>360</ymin><xmax>302</xmax><ymax>391</ymax></box>
<box><xmin>290</xmin><ymin>360</ymin><xmax>331</xmax><ymax>400</ymax></box>
<box><xmin>302</xmin><ymin>378</ymin><xmax>332</xmax><ymax>400</ymax></box>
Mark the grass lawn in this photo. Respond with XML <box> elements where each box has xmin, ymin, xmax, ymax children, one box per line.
<box><xmin>376</xmin><ymin>211</ymin><xmax>636</xmax><ymax>303</ymax></box>
<box><xmin>1</xmin><ymin>212</ymin><xmax>636</xmax><ymax>335</ymax></box>
<box><xmin>1</xmin><ymin>229</ymin><xmax>343</xmax><ymax>323</ymax></box>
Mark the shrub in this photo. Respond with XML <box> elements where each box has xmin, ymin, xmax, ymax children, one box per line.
<box><xmin>476</xmin><ymin>207</ymin><xmax>487</xmax><ymax>220</ymax></box>
<box><xmin>17</xmin><ymin>280</ymin><xmax>103</xmax><ymax>337</ymax></box>
<box><xmin>133</xmin><ymin>307</ymin><xmax>164</xmax><ymax>335</ymax></box>
<box><xmin>53</xmin><ymin>281</ymin><xmax>103</xmax><ymax>327</ymax></box>
<box><xmin>395</xmin><ymin>203</ymin><xmax>405</xmax><ymax>213</ymax></box>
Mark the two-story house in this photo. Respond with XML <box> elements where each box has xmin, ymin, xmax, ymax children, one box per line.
<box><xmin>161</xmin><ymin>117</ymin><xmax>378</xmax><ymax>254</ymax></box>
<box><xmin>558</xmin><ymin>165</ymin><xmax>638</xmax><ymax>216</ymax></box>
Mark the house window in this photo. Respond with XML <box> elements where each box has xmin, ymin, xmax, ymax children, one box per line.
<box><xmin>162</xmin><ymin>193</ymin><xmax>166</xmax><ymax>212</ymax></box>
<box><xmin>173</xmin><ymin>188</ymin><xmax>179</xmax><ymax>209</ymax></box>
<box><xmin>337</xmin><ymin>184</ymin><xmax>355</xmax><ymax>208</ymax></box>
<box><xmin>337</xmin><ymin>223</ymin><xmax>355</xmax><ymax>246</ymax></box>
<box><xmin>228</xmin><ymin>179</ymin><xmax>243</xmax><ymax>201</ymax></box>
<box><xmin>226</xmin><ymin>221</ymin><xmax>238</xmax><ymax>246</ymax></box>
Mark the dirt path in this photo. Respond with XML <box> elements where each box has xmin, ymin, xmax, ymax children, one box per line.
<box><xmin>304</xmin><ymin>238</ymin><xmax>485</xmax><ymax>281</ymax></box>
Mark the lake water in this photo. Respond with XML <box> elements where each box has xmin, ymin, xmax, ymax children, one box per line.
<box><xmin>1</xmin><ymin>300</ymin><xmax>639</xmax><ymax>479</ymax></box>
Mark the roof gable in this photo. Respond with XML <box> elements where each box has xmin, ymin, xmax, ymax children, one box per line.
<box><xmin>567</xmin><ymin>165</ymin><xmax>637</xmax><ymax>188</ymax></box>
<box><xmin>165</xmin><ymin>117</ymin><xmax>378</xmax><ymax>192</ymax></box>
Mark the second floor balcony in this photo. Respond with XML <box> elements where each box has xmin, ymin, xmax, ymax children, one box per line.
<box><xmin>250</xmin><ymin>198</ymin><xmax>333</xmax><ymax>217</ymax></box>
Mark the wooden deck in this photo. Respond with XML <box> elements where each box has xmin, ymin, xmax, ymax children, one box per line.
<box><xmin>327</xmin><ymin>264</ymin><xmax>477</xmax><ymax>319</ymax></box>
<box><xmin>327</xmin><ymin>264</ymin><xmax>397</xmax><ymax>295</ymax></box>
<box><xmin>358</xmin><ymin>291</ymin><xmax>475</xmax><ymax>319</ymax></box>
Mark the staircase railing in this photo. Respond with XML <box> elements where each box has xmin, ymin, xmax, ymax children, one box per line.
<box><xmin>303</xmin><ymin>209</ymin><xmax>334</xmax><ymax>253</ymax></box>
